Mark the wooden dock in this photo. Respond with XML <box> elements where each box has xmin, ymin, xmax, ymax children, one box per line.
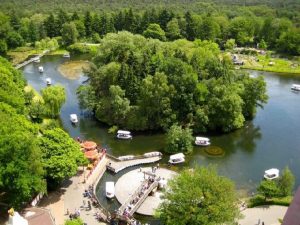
<box><xmin>15</xmin><ymin>50</ymin><xmax>49</xmax><ymax>69</ymax></box>
<box><xmin>106</xmin><ymin>154</ymin><xmax>162</xmax><ymax>173</ymax></box>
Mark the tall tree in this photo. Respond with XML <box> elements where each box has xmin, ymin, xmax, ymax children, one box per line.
<box><xmin>278</xmin><ymin>167</ymin><xmax>295</xmax><ymax>197</ymax></box>
<box><xmin>157</xmin><ymin>166</ymin><xmax>240</xmax><ymax>225</ymax></box>
<box><xmin>41</xmin><ymin>85</ymin><xmax>66</xmax><ymax>118</ymax></box>
<box><xmin>166</xmin><ymin>18</ymin><xmax>181</xmax><ymax>41</ymax></box>
<box><xmin>44</xmin><ymin>13</ymin><xmax>58</xmax><ymax>38</ymax></box>
<box><xmin>165</xmin><ymin>124</ymin><xmax>193</xmax><ymax>154</ymax></box>
<box><xmin>39</xmin><ymin>128</ymin><xmax>86</xmax><ymax>187</ymax></box>
<box><xmin>61</xmin><ymin>22</ymin><xmax>79</xmax><ymax>46</ymax></box>
<box><xmin>143</xmin><ymin>23</ymin><xmax>166</xmax><ymax>41</ymax></box>
<box><xmin>185</xmin><ymin>11</ymin><xmax>197</xmax><ymax>41</ymax></box>
<box><xmin>84</xmin><ymin>11</ymin><xmax>92</xmax><ymax>36</ymax></box>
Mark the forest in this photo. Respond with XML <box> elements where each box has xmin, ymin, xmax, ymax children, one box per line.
<box><xmin>0</xmin><ymin>1</ymin><xmax>299</xmax><ymax>56</ymax></box>
<box><xmin>0</xmin><ymin>57</ymin><xmax>86</xmax><ymax>209</ymax></box>
<box><xmin>78</xmin><ymin>32</ymin><xmax>268</xmax><ymax>133</ymax></box>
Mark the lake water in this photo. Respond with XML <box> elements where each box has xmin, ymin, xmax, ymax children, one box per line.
<box><xmin>22</xmin><ymin>55</ymin><xmax>300</xmax><ymax>221</ymax></box>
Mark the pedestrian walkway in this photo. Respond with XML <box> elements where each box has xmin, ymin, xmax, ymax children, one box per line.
<box><xmin>39</xmin><ymin>156</ymin><xmax>109</xmax><ymax>225</ymax></box>
<box><xmin>238</xmin><ymin>205</ymin><xmax>288</xmax><ymax>225</ymax></box>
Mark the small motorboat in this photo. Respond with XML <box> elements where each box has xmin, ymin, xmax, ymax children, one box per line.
<box><xmin>116</xmin><ymin>130</ymin><xmax>132</xmax><ymax>139</ymax></box>
<box><xmin>33</xmin><ymin>57</ymin><xmax>40</xmax><ymax>63</ymax></box>
<box><xmin>143</xmin><ymin>151</ymin><xmax>162</xmax><ymax>157</ymax></box>
<box><xmin>291</xmin><ymin>84</ymin><xmax>300</xmax><ymax>91</ymax></box>
<box><xmin>105</xmin><ymin>182</ymin><xmax>115</xmax><ymax>198</ymax></box>
<box><xmin>70</xmin><ymin>114</ymin><xmax>78</xmax><ymax>124</ymax></box>
<box><xmin>264</xmin><ymin>168</ymin><xmax>279</xmax><ymax>180</ymax></box>
<box><xmin>168</xmin><ymin>153</ymin><xmax>185</xmax><ymax>164</ymax></box>
<box><xmin>46</xmin><ymin>78</ymin><xmax>51</xmax><ymax>85</ymax></box>
<box><xmin>195</xmin><ymin>137</ymin><xmax>211</xmax><ymax>146</ymax></box>
<box><xmin>118</xmin><ymin>155</ymin><xmax>135</xmax><ymax>161</ymax></box>
<box><xmin>38</xmin><ymin>66</ymin><xmax>44</xmax><ymax>73</ymax></box>
<box><xmin>63</xmin><ymin>53</ymin><xmax>70</xmax><ymax>58</ymax></box>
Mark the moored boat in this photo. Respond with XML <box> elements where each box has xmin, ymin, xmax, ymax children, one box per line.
<box><xmin>46</xmin><ymin>78</ymin><xmax>51</xmax><ymax>85</ymax></box>
<box><xmin>63</xmin><ymin>53</ymin><xmax>70</xmax><ymax>58</ymax></box>
<box><xmin>105</xmin><ymin>182</ymin><xmax>115</xmax><ymax>198</ymax></box>
<box><xmin>38</xmin><ymin>66</ymin><xmax>44</xmax><ymax>73</ymax></box>
<box><xmin>143</xmin><ymin>151</ymin><xmax>162</xmax><ymax>157</ymax></box>
<box><xmin>291</xmin><ymin>84</ymin><xmax>300</xmax><ymax>91</ymax></box>
<box><xmin>195</xmin><ymin>137</ymin><xmax>211</xmax><ymax>146</ymax></box>
<box><xmin>168</xmin><ymin>153</ymin><xmax>185</xmax><ymax>164</ymax></box>
<box><xmin>264</xmin><ymin>168</ymin><xmax>279</xmax><ymax>180</ymax></box>
<box><xmin>33</xmin><ymin>57</ymin><xmax>40</xmax><ymax>63</ymax></box>
<box><xmin>70</xmin><ymin>114</ymin><xmax>78</xmax><ymax>124</ymax></box>
<box><xmin>116</xmin><ymin>130</ymin><xmax>132</xmax><ymax>139</ymax></box>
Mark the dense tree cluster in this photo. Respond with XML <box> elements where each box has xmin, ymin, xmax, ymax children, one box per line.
<box><xmin>156</xmin><ymin>166</ymin><xmax>240</xmax><ymax>225</ymax></box>
<box><xmin>0</xmin><ymin>57</ymin><xmax>85</xmax><ymax>209</ymax></box>
<box><xmin>78</xmin><ymin>32</ymin><xmax>267</xmax><ymax>133</ymax></box>
<box><xmin>0</xmin><ymin>2</ymin><xmax>299</xmax><ymax>55</ymax></box>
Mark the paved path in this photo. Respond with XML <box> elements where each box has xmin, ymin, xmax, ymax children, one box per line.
<box><xmin>238</xmin><ymin>205</ymin><xmax>288</xmax><ymax>225</ymax></box>
<box><xmin>40</xmin><ymin>157</ymin><xmax>109</xmax><ymax>225</ymax></box>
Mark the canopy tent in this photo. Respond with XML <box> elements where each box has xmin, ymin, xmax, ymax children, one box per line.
<box><xmin>81</xmin><ymin>141</ymin><xmax>97</xmax><ymax>150</ymax></box>
<box><xmin>84</xmin><ymin>150</ymin><xmax>98</xmax><ymax>160</ymax></box>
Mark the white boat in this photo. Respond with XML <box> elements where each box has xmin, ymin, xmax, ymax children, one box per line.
<box><xmin>116</xmin><ymin>130</ymin><xmax>132</xmax><ymax>139</ymax></box>
<box><xmin>63</xmin><ymin>53</ymin><xmax>70</xmax><ymax>58</ymax></box>
<box><xmin>38</xmin><ymin>66</ymin><xmax>44</xmax><ymax>73</ymax></box>
<box><xmin>33</xmin><ymin>57</ymin><xmax>40</xmax><ymax>63</ymax></box>
<box><xmin>264</xmin><ymin>168</ymin><xmax>280</xmax><ymax>180</ymax></box>
<box><xmin>168</xmin><ymin>153</ymin><xmax>185</xmax><ymax>164</ymax></box>
<box><xmin>291</xmin><ymin>84</ymin><xmax>300</xmax><ymax>91</ymax></box>
<box><xmin>70</xmin><ymin>114</ymin><xmax>78</xmax><ymax>124</ymax></box>
<box><xmin>46</xmin><ymin>78</ymin><xmax>51</xmax><ymax>85</ymax></box>
<box><xmin>118</xmin><ymin>155</ymin><xmax>135</xmax><ymax>161</ymax></box>
<box><xmin>195</xmin><ymin>137</ymin><xmax>211</xmax><ymax>146</ymax></box>
<box><xmin>143</xmin><ymin>151</ymin><xmax>162</xmax><ymax>157</ymax></box>
<box><xmin>105</xmin><ymin>182</ymin><xmax>115</xmax><ymax>198</ymax></box>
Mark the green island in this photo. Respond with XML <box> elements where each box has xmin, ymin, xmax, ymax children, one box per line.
<box><xmin>0</xmin><ymin>0</ymin><xmax>299</xmax><ymax>225</ymax></box>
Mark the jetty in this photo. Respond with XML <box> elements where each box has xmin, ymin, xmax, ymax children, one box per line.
<box><xmin>106</xmin><ymin>153</ymin><xmax>162</xmax><ymax>173</ymax></box>
<box><xmin>15</xmin><ymin>50</ymin><xmax>49</xmax><ymax>69</ymax></box>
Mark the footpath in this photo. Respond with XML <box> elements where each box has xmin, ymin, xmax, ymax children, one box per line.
<box><xmin>238</xmin><ymin>205</ymin><xmax>288</xmax><ymax>225</ymax></box>
<box><xmin>39</xmin><ymin>157</ymin><xmax>109</xmax><ymax>225</ymax></box>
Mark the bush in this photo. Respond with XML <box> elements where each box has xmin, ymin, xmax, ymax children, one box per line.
<box><xmin>248</xmin><ymin>195</ymin><xmax>292</xmax><ymax>208</ymax></box>
<box><xmin>67</xmin><ymin>43</ymin><xmax>98</xmax><ymax>55</ymax></box>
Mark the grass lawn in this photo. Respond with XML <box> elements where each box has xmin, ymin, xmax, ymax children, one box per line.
<box><xmin>241</xmin><ymin>54</ymin><xmax>300</xmax><ymax>74</ymax></box>
<box><xmin>7</xmin><ymin>47</ymin><xmax>42</xmax><ymax>65</ymax></box>
<box><xmin>8</xmin><ymin>47</ymin><xmax>68</xmax><ymax>65</ymax></box>
<box><xmin>46</xmin><ymin>48</ymin><xmax>68</xmax><ymax>55</ymax></box>
<box><xmin>247</xmin><ymin>194</ymin><xmax>292</xmax><ymax>208</ymax></box>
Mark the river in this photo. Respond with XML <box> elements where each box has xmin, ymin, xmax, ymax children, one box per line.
<box><xmin>22</xmin><ymin>55</ymin><xmax>300</xmax><ymax>222</ymax></box>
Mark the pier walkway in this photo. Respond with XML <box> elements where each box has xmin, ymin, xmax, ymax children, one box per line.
<box><xmin>106</xmin><ymin>154</ymin><xmax>162</xmax><ymax>173</ymax></box>
<box><xmin>118</xmin><ymin>179</ymin><xmax>159</xmax><ymax>217</ymax></box>
<box><xmin>15</xmin><ymin>50</ymin><xmax>49</xmax><ymax>69</ymax></box>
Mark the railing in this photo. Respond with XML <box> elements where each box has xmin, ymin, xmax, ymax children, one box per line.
<box><xmin>118</xmin><ymin>180</ymin><xmax>158</xmax><ymax>216</ymax></box>
<box><xmin>129</xmin><ymin>181</ymin><xmax>158</xmax><ymax>215</ymax></box>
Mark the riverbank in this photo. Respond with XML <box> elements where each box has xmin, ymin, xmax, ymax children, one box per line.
<box><xmin>240</xmin><ymin>54</ymin><xmax>300</xmax><ymax>74</ymax></box>
<box><xmin>8</xmin><ymin>47</ymin><xmax>69</xmax><ymax>65</ymax></box>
